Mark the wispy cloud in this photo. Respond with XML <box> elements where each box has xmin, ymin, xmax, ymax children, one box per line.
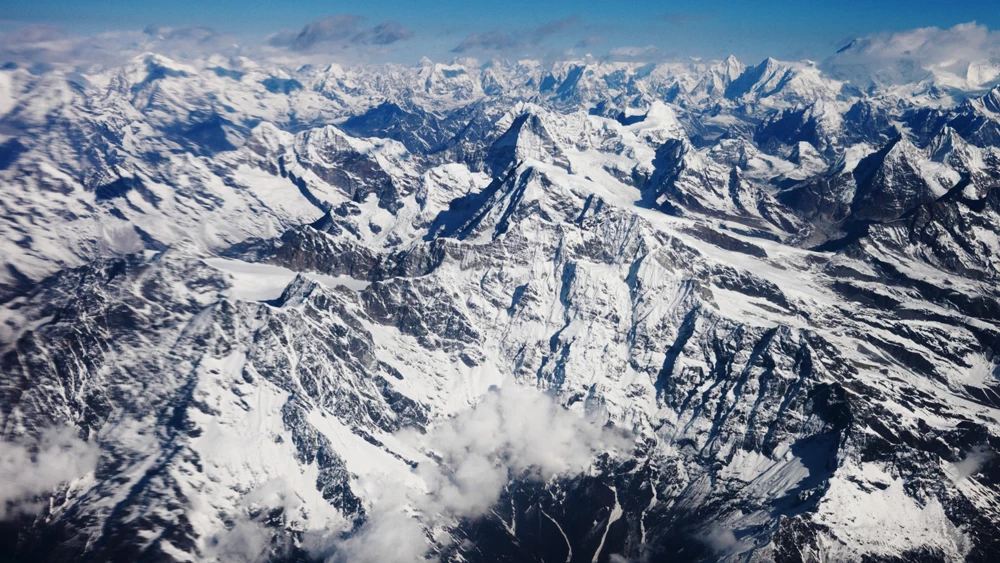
<box><xmin>0</xmin><ymin>23</ymin><xmax>241</xmax><ymax>67</ymax></box>
<box><xmin>452</xmin><ymin>31</ymin><xmax>520</xmax><ymax>53</ymax></box>
<box><xmin>311</xmin><ymin>386</ymin><xmax>632</xmax><ymax>562</ymax></box>
<box><xmin>0</xmin><ymin>427</ymin><xmax>100</xmax><ymax>520</ymax></box>
<box><xmin>0</xmin><ymin>25</ymin><xmax>82</xmax><ymax>66</ymax></box>
<box><xmin>143</xmin><ymin>25</ymin><xmax>222</xmax><ymax>45</ymax></box>
<box><xmin>575</xmin><ymin>35</ymin><xmax>603</xmax><ymax>49</ymax></box>
<box><xmin>355</xmin><ymin>21</ymin><xmax>414</xmax><ymax>46</ymax></box>
<box><xmin>607</xmin><ymin>45</ymin><xmax>662</xmax><ymax>60</ymax></box>
<box><xmin>452</xmin><ymin>16</ymin><xmax>581</xmax><ymax>53</ymax></box>
<box><xmin>204</xmin><ymin>479</ymin><xmax>300</xmax><ymax>563</ymax></box>
<box><xmin>0</xmin><ymin>16</ymin><xmax>413</xmax><ymax>68</ymax></box>
<box><xmin>528</xmin><ymin>16</ymin><xmax>580</xmax><ymax>44</ymax></box>
<box><xmin>322</xmin><ymin>505</ymin><xmax>428</xmax><ymax>563</ymax></box>
<box><xmin>267</xmin><ymin>15</ymin><xmax>413</xmax><ymax>52</ymax></box>
<box><xmin>953</xmin><ymin>444</ymin><xmax>994</xmax><ymax>480</ymax></box>
<box><xmin>701</xmin><ymin>524</ymin><xmax>740</xmax><ymax>554</ymax></box>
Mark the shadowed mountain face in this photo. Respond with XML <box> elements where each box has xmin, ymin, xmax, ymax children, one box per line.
<box><xmin>2</xmin><ymin>53</ymin><xmax>1000</xmax><ymax>563</ymax></box>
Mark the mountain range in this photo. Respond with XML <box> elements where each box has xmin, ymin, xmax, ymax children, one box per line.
<box><xmin>2</xmin><ymin>49</ymin><xmax>1000</xmax><ymax>562</ymax></box>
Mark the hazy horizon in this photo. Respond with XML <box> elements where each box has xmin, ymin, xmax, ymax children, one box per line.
<box><xmin>2</xmin><ymin>0</ymin><xmax>999</xmax><ymax>68</ymax></box>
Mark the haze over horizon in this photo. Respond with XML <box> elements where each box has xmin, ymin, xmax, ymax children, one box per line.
<box><xmin>2</xmin><ymin>0</ymin><xmax>1000</xmax><ymax>67</ymax></box>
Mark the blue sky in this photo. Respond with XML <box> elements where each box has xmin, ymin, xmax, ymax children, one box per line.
<box><xmin>2</xmin><ymin>0</ymin><xmax>998</xmax><ymax>62</ymax></box>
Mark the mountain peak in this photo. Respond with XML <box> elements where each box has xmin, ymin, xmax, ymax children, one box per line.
<box><xmin>487</xmin><ymin>106</ymin><xmax>568</xmax><ymax>173</ymax></box>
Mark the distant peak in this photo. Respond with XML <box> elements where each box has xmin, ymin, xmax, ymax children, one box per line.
<box><xmin>836</xmin><ymin>39</ymin><xmax>859</xmax><ymax>54</ymax></box>
<box><xmin>759</xmin><ymin>57</ymin><xmax>781</xmax><ymax>69</ymax></box>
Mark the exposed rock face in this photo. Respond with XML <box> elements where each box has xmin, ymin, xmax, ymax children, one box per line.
<box><xmin>850</xmin><ymin>136</ymin><xmax>960</xmax><ymax>222</ymax></box>
<box><xmin>2</xmin><ymin>53</ymin><xmax>1000</xmax><ymax>563</ymax></box>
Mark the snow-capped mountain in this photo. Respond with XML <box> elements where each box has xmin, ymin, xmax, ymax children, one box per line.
<box><xmin>2</xmin><ymin>51</ymin><xmax>1000</xmax><ymax>563</ymax></box>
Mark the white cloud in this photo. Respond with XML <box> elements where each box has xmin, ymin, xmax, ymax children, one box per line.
<box><xmin>326</xmin><ymin>505</ymin><xmax>430</xmax><ymax>563</ymax></box>
<box><xmin>0</xmin><ymin>427</ymin><xmax>100</xmax><ymax>519</ymax></box>
<box><xmin>953</xmin><ymin>444</ymin><xmax>994</xmax><ymax>480</ymax></box>
<box><xmin>608</xmin><ymin>45</ymin><xmax>661</xmax><ymax>60</ymax></box>
<box><xmin>412</xmin><ymin>385</ymin><xmax>630</xmax><ymax>518</ymax></box>
<box><xmin>0</xmin><ymin>24</ymin><xmax>242</xmax><ymax>69</ymax></box>
<box><xmin>701</xmin><ymin>524</ymin><xmax>738</xmax><ymax>553</ymax></box>
<box><xmin>204</xmin><ymin>519</ymin><xmax>279</xmax><ymax>563</ymax></box>
<box><xmin>313</xmin><ymin>386</ymin><xmax>633</xmax><ymax>563</ymax></box>
<box><xmin>0</xmin><ymin>17</ymin><xmax>414</xmax><ymax>69</ymax></box>
<box><xmin>826</xmin><ymin>22</ymin><xmax>1000</xmax><ymax>89</ymax></box>
<box><xmin>203</xmin><ymin>479</ymin><xmax>301</xmax><ymax>563</ymax></box>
